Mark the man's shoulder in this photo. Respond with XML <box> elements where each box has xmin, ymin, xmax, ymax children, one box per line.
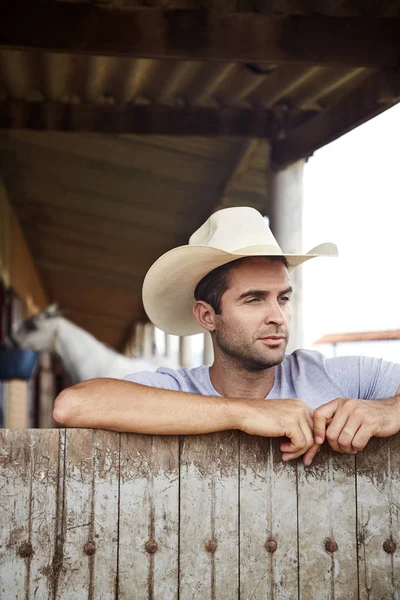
<box><xmin>123</xmin><ymin>364</ymin><xmax>215</xmax><ymax>394</ymax></box>
<box><xmin>281</xmin><ymin>349</ymin><xmax>400</xmax><ymax>402</ymax></box>
<box><xmin>282</xmin><ymin>348</ymin><xmax>327</xmax><ymax>367</ymax></box>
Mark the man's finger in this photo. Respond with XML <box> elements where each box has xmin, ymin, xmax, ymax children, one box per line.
<box><xmin>282</xmin><ymin>446</ymin><xmax>321</xmax><ymax>463</ymax></box>
<box><xmin>351</xmin><ymin>425</ymin><xmax>375</xmax><ymax>452</ymax></box>
<box><xmin>281</xmin><ymin>448</ymin><xmax>308</xmax><ymax>461</ymax></box>
<box><xmin>337</xmin><ymin>414</ymin><xmax>362</xmax><ymax>453</ymax></box>
<box><xmin>281</xmin><ymin>421</ymin><xmax>313</xmax><ymax>459</ymax></box>
<box><xmin>302</xmin><ymin>442</ymin><xmax>321</xmax><ymax>466</ymax></box>
<box><xmin>281</xmin><ymin>427</ymin><xmax>307</xmax><ymax>454</ymax></box>
<box><xmin>300</xmin><ymin>420</ymin><xmax>314</xmax><ymax>451</ymax></box>
<box><xmin>325</xmin><ymin>411</ymin><xmax>350</xmax><ymax>453</ymax></box>
<box><xmin>313</xmin><ymin>399</ymin><xmax>340</xmax><ymax>444</ymax></box>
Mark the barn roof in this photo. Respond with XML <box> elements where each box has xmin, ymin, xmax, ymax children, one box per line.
<box><xmin>1</xmin><ymin>0</ymin><xmax>399</xmax><ymax>347</ymax></box>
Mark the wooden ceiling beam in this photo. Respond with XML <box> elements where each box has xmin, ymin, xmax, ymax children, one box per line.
<box><xmin>271</xmin><ymin>71</ymin><xmax>400</xmax><ymax>168</ymax></box>
<box><xmin>0</xmin><ymin>101</ymin><xmax>282</xmax><ymax>136</ymax></box>
<box><xmin>1</xmin><ymin>5</ymin><xmax>400</xmax><ymax>67</ymax></box>
<box><xmin>0</xmin><ymin>100</ymin><xmax>316</xmax><ymax>136</ymax></box>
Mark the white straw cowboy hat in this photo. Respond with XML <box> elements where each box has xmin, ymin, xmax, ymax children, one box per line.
<box><xmin>143</xmin><ymin>207</ymin><xmax>337</xmax><ymax>336</ymax></box>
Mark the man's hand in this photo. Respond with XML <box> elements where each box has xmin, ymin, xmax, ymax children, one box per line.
<box><xmin>312</xmin><ymin>396</ymin><xmax>400</xmax><ymax>454</ymax></box>
<box><xmin>240</xmin><ymin>398</ymin><xmax>319</xmax><ymax>463</ymax></box>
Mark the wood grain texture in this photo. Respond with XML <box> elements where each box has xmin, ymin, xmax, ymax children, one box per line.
<box><xmin>56</xmin><ymin>429</ymin><xmax>120</xmax><ymax>599</ymax></box>
<box><xmin>357</xmin><ymin>436</ymin><xmax>400</xmax><ymax>600</ymax></box>
<box><xmin>0</xmin><ymin>429</ymin><xmax>63</xmax><ymax>599</ymax></box>
<box><xmin>118</xmin><ymin>433</ymin><xmax>179</xmax><ymax>599</ymax></box>
<box><xmin>179</xmin><ymin>431</ymin><xmax>239</xmax><ymax>599</ymax></box>
<box><xmin>1</xmin><ymin>429</ymin><xmax>400</xmax><ymax>598</ymax></box>
<box><xmin>239</xmin><ymin>434</ymin><xmax>298</xmax><ymax>599</ymax></box>
<box><xmin>297</xmin><ymin>448</ymin><xmax>358</xmax><ymax>599</ymax></box>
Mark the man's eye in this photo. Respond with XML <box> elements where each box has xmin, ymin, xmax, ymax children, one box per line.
<box><xmin>246</xmin><ymin>298</ymin><xmax>260</xmax><ymax>303</ymax></box>
<box><xmin>280</xmin><ymin>296</ymin><xmax>291</xmax><ymax>302</ymax></box>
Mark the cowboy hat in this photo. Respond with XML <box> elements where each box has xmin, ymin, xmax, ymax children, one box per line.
<box><xmin>143</xmin><ymin>207</ymin><xmax>337</xmax><ymax>336</ymax></box>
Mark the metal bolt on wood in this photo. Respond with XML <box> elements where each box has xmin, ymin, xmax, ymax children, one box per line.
<box><xmin>383</xmin><ymin>538</ymin><xmax>397</xmax><ymax>554</ymax></box>
<box><xmin>265</xmin><ymin>538</ymin><xmax>278</xmax><ymax>553</ymax></box>
<box><xmin>324</xmin><ymin>538</ymin><xmax>338</xmax><ymax>553</ymax></box>
<box><xmin>3</xmin><ymin>429</ymin><xmax>400</xmax><ymax>597</ymax></box>
<box><xmin>84</xmin><ymin>542</ymin><xmax>96</xmax><ymax>556</ymax></box>
<box><xmin>18</xmin><ymin>542</ymin><xmax>33</xmax><ymax>558</ymax></box>
<box><xmin>145</xmin><ymin>540</ymin><xmax>158</xmax><ymax>554</ymax></box>
<box><xmin>205</xmin><ymin>540</ymin><xmax>218</xmax><ymax>554</ymax></box>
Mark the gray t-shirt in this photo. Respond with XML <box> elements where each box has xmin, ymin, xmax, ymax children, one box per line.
<box><xmin>123</xmin><ymin>349</ymin><xmax>400</xmax><ymax>409</ymax></box>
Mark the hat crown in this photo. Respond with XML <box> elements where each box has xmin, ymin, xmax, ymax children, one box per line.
<box><xmin>189</xmin><ymin>207</ymin><xmax>282</xmax><ymax>253</ymax></box>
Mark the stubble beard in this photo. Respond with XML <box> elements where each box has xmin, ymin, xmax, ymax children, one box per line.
<box><xmin>214</xmin><ymin>325</ymin><xmax>287</xmax><ymax>371</ymax></box>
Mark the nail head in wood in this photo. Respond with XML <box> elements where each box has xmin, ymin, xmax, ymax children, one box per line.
<box><xmin>18</xmin><ymin>542</ymin><xmax>33</xmax><ymax>558</ymax></box>
<box><xmin>205</xmin><ymin>540</ymin><xmax>218</xmax><ymax>554</ymax></box>
<box><xmin>145</xmin><ymin>540</ymin><xmax>158</xmax><ymax>554</ymax></box>
<box><xmin>383</xmin><ymin>538</ymin><xmax>397</xmax><ymax>554</ymax></box>
<box><xmin>84</xmin><ymin>541</ymin><xmax>96</xmax><ymax>556</ymax></box>
<box><xmin>265</xmin><ymin>538</ymin><xmax>278</xmax><ymax>553</ymax></box>
<box><xmin>324</xmin><ymin>538</ymin><xmax>338</xmax><ymax>553</ymax></box>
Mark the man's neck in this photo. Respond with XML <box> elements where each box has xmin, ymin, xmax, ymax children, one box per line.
<box><xmin>209</xmin><ymin>356</ymin><xmax>276</xmax><ymax>400</ymax></box>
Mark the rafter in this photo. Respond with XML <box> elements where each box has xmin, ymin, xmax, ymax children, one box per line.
<box><xmin>0</xmin><ymin>101</ymin><xmax>314</xmax><ymax>136</ymax></box>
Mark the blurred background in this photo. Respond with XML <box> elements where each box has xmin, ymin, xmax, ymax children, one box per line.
<box><xmin>0</xmin><ymin>0</ymin><xmax>399</xmax><ymax>427</ymax></box>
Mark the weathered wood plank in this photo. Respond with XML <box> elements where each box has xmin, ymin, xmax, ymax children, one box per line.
<box><xmin>1</xmin><ymin>5</ymin><xmax>400</xmax><ymax>67</ymax></box>
<box><xmin>297</xmin><ymin>449</ymin><xmax>358</xmax><ymax>599</ymax></box>
<box><xmin>0</xmin><ymin>429</ymin><xmax>63</xmax><ymax>599</ymax></box>
<box><xmin>118</xmin><ymin>434</ymin><xmax>179</xmax><ymax>599</ymax></box>
<box><xmin>239</xmin><ymin>434</ymin><xmax>298</xmax><ymax>599</ymax></box>
<box><xmin>179</xmin><ymin>431</ymin><xmax>239</xmax><ymax>599</ymax></box>
<box><xmin>56</xmin><ymin>429</ymin><xmax>119</xmax><ymax>599</ymax></box>
<box><xmin>357</xmin><ymin>436</ymin><xmax>400</xmax><ymax>600</ymax></box>
<box><xmin>1</xmin><ymin>429</ymin><xmax>400</xmax><ymax>598</ymax></box>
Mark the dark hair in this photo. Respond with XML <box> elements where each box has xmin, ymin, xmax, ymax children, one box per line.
<box><xmin>194</xmin><ymin>256</ymin><xmax>289</xmax><ymax>314</ymax></box>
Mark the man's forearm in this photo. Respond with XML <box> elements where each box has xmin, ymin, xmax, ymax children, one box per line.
<box><xmin>53</xmin><ymin>378</ymin><xmax>242</xmax><ymax>435</ymax></box>
<box><xmin>53</xmin><ymin>379</ymin><xmax>318</xmax><ymax>462</ymax></box>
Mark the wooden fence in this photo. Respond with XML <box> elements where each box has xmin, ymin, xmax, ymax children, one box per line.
<box><xmin>0</xmin><ymin>429</ymin><xmax>399</xmax><ymax>599</ymax></box>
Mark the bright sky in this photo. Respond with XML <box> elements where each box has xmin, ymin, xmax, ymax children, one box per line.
<box><xmin>302</xmin><ymin>102</ymin><xmax>400</xmax><ymax>348</ymax></box>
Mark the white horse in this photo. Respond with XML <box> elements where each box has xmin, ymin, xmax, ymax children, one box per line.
<box><xmin>12</xmin><ymin>305</ymin><xmax>176</xmax><ymax>385</ymax></box>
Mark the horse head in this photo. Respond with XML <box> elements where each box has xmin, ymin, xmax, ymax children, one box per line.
<box><xmin>13</xmin><ymin>304</ymin><xmax>63</xmax><ymax>352</ymax></box>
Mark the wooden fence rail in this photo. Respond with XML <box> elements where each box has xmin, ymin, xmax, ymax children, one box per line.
<box><xmin>0</xmin><ymin>429</ymin><xmax>399</xmax><ymax>599</ymax></box>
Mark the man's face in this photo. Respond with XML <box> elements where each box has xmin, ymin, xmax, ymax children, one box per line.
<box><xmin>214</xmin><ymin>258</ymin><xmax>292</xmax><ymax>370</ymax></box>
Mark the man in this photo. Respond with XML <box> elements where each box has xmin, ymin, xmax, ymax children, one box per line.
<box><xmin>53</xmin><ymin>207</ymin><xmax>400</xmax><ymax>466</ymax></box>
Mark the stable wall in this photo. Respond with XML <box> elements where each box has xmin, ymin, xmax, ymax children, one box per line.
<box><xmin>0</xmin><ymin>178</ymin><xmax>48</xmax><ymax>314</ymax></box>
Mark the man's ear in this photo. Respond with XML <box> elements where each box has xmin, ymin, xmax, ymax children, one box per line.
<box><xmin>193</xmin><ymin>301</ymin><xmax>217</xmax><ymax>332</ymax></box>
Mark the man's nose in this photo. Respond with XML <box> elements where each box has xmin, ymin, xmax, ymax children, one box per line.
<box><xmin>264</xmin><ymin>300</ymin><xmax>285</xmax><ymax>325</ymax></box>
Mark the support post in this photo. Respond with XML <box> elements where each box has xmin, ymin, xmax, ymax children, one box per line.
<box><xmin>203</xmin><ymin>332</ymin><xmax>214</xmax><ymax>366</ymax></box>
<box><xmin>268</xmin><ymin>159</ymin><xmax>305</xmax><ymax>353</ymax></box>
<box><xmin>143</xmin><ymin>322</ymin><xmax>155</xmax><ymax>358</ymax></box>
<box><xmin>179</xmin><ymin>337</ymin><xmax>192</xmax><ymax>368</ymax></box>
<box><xmin>132</xmin><ymin>322</ymin><xmax>144</xmax><ymax>357</ymax></box>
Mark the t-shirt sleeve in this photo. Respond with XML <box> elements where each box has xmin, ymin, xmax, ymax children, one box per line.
<box><xmin>324</xmin><ymin>355</ymin><xmax>400</xmax><ymax>400</ymax></box>
<box><xmin>122</xmin><ymin>370</ymin><xmax>182</xmax><ymax>391</ymax></box>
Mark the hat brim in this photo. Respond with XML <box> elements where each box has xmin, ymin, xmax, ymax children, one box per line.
<box><xmin>142</xmin><ymin>243</ymin><xmax>338</xmax><ymax>336</ymax></box>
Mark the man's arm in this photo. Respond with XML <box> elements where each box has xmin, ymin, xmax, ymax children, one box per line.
<box><xmin>279</xmin><ymin>384</ymin><xmax>400</xmax><ymax>464</ymax></box>
<box><xmin>310</xmin><ymin>383</ymin><xmax>400</xmax><ymax>456</ymax></box>
<box><xmin>53</xmin><ymin>378</ymin><xmax>316</xmax><ymax>461</ymax></box>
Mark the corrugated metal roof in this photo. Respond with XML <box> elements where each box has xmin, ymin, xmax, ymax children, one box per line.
<box><xmin>0</xmin><ymin>49</ymin><xmax>372</xmax><ymax>112</ymax></box>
